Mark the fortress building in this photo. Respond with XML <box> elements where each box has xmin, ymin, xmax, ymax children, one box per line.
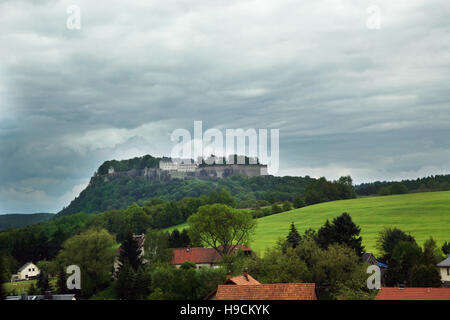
<box><xmin>103</xmin><ymin>157</ymin><xmax>267</xmax><ymax>182</ymax></box>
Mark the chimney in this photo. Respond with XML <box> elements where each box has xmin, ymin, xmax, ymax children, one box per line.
<box><xmin>21</xmin><ymin>293</ymin><xmax>28</xmax><ymax>301</ymax></box>
<box><xmin>226</xmin><ymin>273</ymin><xmax>231</xmax><ymax>281</ymax></box>
<box><xmin>186</xmin><ymin>245</ymin><xmax>190</xmax><ymax>252</ymax></box>
<box><xmin>243</xmin><ymin>269</ymin><xmax>249</xmax><ymax>281</ymax></box>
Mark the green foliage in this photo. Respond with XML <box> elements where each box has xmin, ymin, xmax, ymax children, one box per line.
<box><xmin>293</xmin><ymin>195</ymin><xmax>305</xmax><ymax>208</ymax></box>
<box><xmin>143</xmin><ymin>230</ymin><xmax>173</xmax><ymax>264</ymax></box>
<box><xmin>442</xmin><ymin>241</ymin><xmax>450</xmax><ymax>255</ymax></box>
<box><xmin>0</xmin><ymin>255</ymin><xmax>6</xmax><ymax>300</ymax></box>
<box><xmin>117</xmin><ymin>231</ymin><xmax>143</xmax><ymax>273</ymax></box>
<box><xmin>410</xmin><ymin>264</ymin><xmax>442</xmax><ymax>287</ymax></box>
<box><xmin>376</xmin><ymin>227</ymin><xmax>416</xmax><ymax>262</ymax></box>
<box><xmin>286</xmin><ymin>222</ymin><xmax>301</xmax><ymax>248</ymax></box>
<box><xmin>271</xmin><ymin>203</ymin><xmax>282</xmax><ymax>214</ymax></box>
<box><xmin>282</xmin><ymin>201</ymin><xmax>292</xmax><ymax>212</ymax></box>
<box><xmin>422</xmin><ymin>237</ymin><xmax>444</xmax><ymax>265</ymax></box>
<box><xmin>356</xmin><ymin>174</ymin><xmax>450</xmax><ymax>196</ymax></box>
<box><xmin>385</xmin><ymin>241</ymin><xmax>422</xmax><ymax>286</ymax></box>
<box><xmin>187</xmin><ymin>204</ymin><xmax>257</xmax><ymax>256</ymax></box>
<box><xmin>247</xmin><ymin>238</ymin><xmax>369</xmax><ymax>300</ymax></box>
<box><xmin>317</xmin><ymin>213</ymin><xmax>364</xmax><ymax>256</ymax></box>
<box><xmin>168</xmin><ymin>229</ymin><xmax>191</xmax><ymax>248</ymax></box>
<box><xmin>56</xmin><ymin>229</ymin><xmax>117</xmax><ymax>298</ymax></box>
<box><xmin>149</xmin><ymin>264</ymin><xmax>226</xmax><ymax>300</ymax></box>
<box><xmin>37</xmin><ymin>270</ymin><xmax>50</xmax><ymax>294</ymax></box>
<box><xmin>56</xmin><ymin>266</ymin><xmax>68</xmax><ymax>294</ymax></box>
<box><xmin>58</xmin><ymin>169</ymin><xmax>314</xmax><ymax>216</ymax></box>
<box><xmin>0</xmin><ymin>213</ymin><xmax>54</xmax><ymax>231</ymax></box>
<box><xmin>304</xmin><ymin>176</ymin><xmax>356</xmax><ymax>206</ymax></box>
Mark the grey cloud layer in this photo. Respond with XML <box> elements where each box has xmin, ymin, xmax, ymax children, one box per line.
<box><xmin>0</xmin><ymin>0</ymin><xmax>449</xmax><ymax>213</ymax></box>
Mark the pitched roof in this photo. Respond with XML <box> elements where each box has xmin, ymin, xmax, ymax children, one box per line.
<box><xmin>376</xmin><ymin>287</ymin><xmax>450</xmax><ymax>300</ymax></box>
<box><xmin>214</xmin><ymin>283</ymin><xmax>317</xmax><ymax>300</ymax></box>
<box><xmin>18</xmin><ymin>262</ymin><xmax>34</xmax><ymax>272</ymax></box>
<box><xmin>172</xmin><ymin>247</ymin><xmax>221</xmax><ymax>265</ymax></box>
<box><xmin>227</xmin><ymin>274</ymin><xmax>260</xmax><ymax>286</ymax></box>
<box><xmin>218</xmin><ymin>244</ymin><xmax>252</xmax><ymax>254</ymax></box>
<box><xmin>437</xmin><ymin>255</ymin><xmax>450</xmax><ymax>267</ymax></box>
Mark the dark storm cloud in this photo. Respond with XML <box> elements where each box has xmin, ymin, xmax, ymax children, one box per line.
<box><xmin>0</xmin><ymin>0</ymin><xmax>449</xmax><ymax>213</ymax></box>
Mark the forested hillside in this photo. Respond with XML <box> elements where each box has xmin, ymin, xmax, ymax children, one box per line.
<box><xmin>355</xmin><ymin>174</ymin><xmax>450</xmax><ymax>196</ymax></box>
<box><xmin>0</xmin><ymin>213</ymin><xmax>54</xmax><ymax>231</ymax></box>
<box><xmin>58</xmin><ymin>174</ymin><xmax>315</xmax><ymax>216</ymax></box>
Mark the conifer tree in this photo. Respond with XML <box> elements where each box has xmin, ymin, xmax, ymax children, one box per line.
<box><xmin>117</xmin><ymin>231</ymin><xmax>142</xmax><ymax>274</ymax></box>
<box><xmin>286</xmin><ymin>222</ymin><xmax>301</xmax><ymax>248</ymax></box>
<box><xmin>56</xmin><ymin>266</ymin><xmax>68</xmax><ymax>294</ymax></box>
<box><xmin>37</xmin><ymin>270</ymin><xmax>50</xmax><ymax>294</ymax></box>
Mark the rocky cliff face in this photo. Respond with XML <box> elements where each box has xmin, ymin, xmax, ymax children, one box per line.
<box><xmin>102</xmin><ymin>164</ymin><xmax>267</xmax><ymax>182</ymax></box>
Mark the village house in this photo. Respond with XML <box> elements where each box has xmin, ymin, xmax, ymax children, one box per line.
<box><xmin>376</xmin><ymin>287</ymin><xmax>450</xmax><ymax>300</ymax></box>
<box><xmin>171</xmin><ymin>245</ymin><xmax>252</xmax><ymax>269</ymax></box>
<box><xmin>11</xmin><ymin>262</ymin><xmax>40</xmax><ymax>281</ymax></box>
<box><xmin>210</xmin><ymin>283</ymin><xmax>318</xmax><ymax>300</ymax></box>
<box><xmin>437</xmin><ymin>255</ymin><xmax>450</xmax><ymax>287</ymax></box>
<box><xmin>205</xmin><ymin>270</ymin><xmax>261</xmax><ymax>299</ymax></box>
<box><xmin>205</xmin><ymin>271</ymin><xmax>317</xmax><ymax>300</ymax></box>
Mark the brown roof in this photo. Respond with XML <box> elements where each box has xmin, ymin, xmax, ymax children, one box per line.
<box><xmin>227</xmin><ymin>274</ymin><xmax>260</xmax><ymax>286</ymax></box>
<box><xmin>377</xmin><ymin>287</ymin><xmax>450</xmax><ymax>300</ymax></box>
<box><xmin>214</xmin><ymin>283</ymin><xmax>317</xmax><ymax>300</ymax></box>
<box><xmin>172</xmin><ymin>247</ymin><xmax>221</xmax><ymax>265</ymax></box>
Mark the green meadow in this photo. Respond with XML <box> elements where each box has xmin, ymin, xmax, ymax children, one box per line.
<box><xmin>167</xmin><ymin>191</ymin><xmax>450</xmax><ymax>256</ymax></box>
<box><xmin>251</xmin><ymin>191</ymin><xmax>450</xmax><ymax>256</ymax></box>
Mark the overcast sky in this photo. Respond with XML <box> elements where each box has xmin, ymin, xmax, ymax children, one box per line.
<box><xmin>0</xmin><ymin>0</ymin><xmax>449</xmax><ymax>214</ymax></box>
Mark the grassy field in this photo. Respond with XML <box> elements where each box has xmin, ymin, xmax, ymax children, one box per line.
<box><xmin>3</xmin><ymin>278</ymin><xmax>57</xmax><ymax>295</ymax></box>
<box><xmin>167</xmin><ymin>191</ymin><xmax>450</xmax><ymax>256</ymax></box>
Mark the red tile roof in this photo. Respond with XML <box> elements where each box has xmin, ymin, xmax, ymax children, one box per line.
<box><xmin>227</xmin><ymin>274</ymin><xmax>260</xmax><ymax>286</ymax></box>
<box><xmin>172</xmin><ymin>247</ymin><xmax>221</xmax><ymax>265</ymax></box>
<box><xmin>214</xmin><ymin>283</ymin><xmax>317</xmax><ymax>300</ymax></box>
<box><xmin>377</xmin><ymin>287</ymin><xmax>450</xmax><ymax>300</ymax></box>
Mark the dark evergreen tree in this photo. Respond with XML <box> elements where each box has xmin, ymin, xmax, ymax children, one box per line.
<box><xmin>410</xmin><ymin>264</ymin><xmax>442</xmax><ymax>287</ymax></box>
<box><xmin>286</xmin><ymin>222</ymin><xmax>301</xmax><ymax>248</ymax></box>
<box><xmin>317</xmin><ymin>212</ymin><xmax>364</xmax><ymax>256</ymax></box>
<box><xmin>442</xmin><ymin>241</ymin><xmax>450</xmax><ymax>255</ymax></box>
<box><xmin>117</xmin><ymin>231</ymin><xmax>143</xmax><ymax>274</ymax></box>
<box><xmin>37</xmin><ymin>270</ymin><xmax>50</xmax><ymax>294</ymax></box>
<box><xmin>376</xmin><ymin>228</ymin><xmax>416</xmax><ymax>263</ymax></box>
<box><xmin>116</xmin><ymin>263</ymin><xmax>136</xmax><ymax>300</ymax></box>
<box><xmin>56</xmin><ymin>266</ymin><xmax>68</xmax><ymax>294</ymax></box>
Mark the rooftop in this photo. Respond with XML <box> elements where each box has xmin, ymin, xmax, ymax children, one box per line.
<box><xmin>376</xmin><ymin>287</ymin><xmax>450</xmax><ymax>300</ymax></box>
<box><xmin>437</xmin><ymin>255</ymin><xmax>450</xmax><ymax>267</ymax></box>
<box><xmin>214</xmin><ymin>283</ymin><xmax>317</xmax><ymax>300</ymax></box>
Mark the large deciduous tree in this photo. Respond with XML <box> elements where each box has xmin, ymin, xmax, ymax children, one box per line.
<box><xmin>57</xmin><ymin>228</ymin><xmax>116</xmax><ymax>298</ymax></box>
<box><xmin>187</xmin><ymin>204</ymin><xmax>256</xmax><ymax>256</ymax></box>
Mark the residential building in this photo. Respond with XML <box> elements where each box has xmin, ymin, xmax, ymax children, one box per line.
<box><xmin>12</xmin><ymin>262</ymin><xmax>40</xmax><ymax>281</ymax></box>
<box><xmin>210</xmin><ymin>283</ymin><xmax>318</xmax><ymax>300</ymax></box>
<box><xmin>437</xmin><ymin>255</ymin><xmax>450</xmax><ymax>287</ymax></box>
<box><xmin>376</xmin><ymin>287</ymin><xmax>450</xmax><ymax>300</ymax></box>
<box><xmin>171</xmin><ymin>245</ymin><xmax>252</xmax><ymax>269</ymax></box>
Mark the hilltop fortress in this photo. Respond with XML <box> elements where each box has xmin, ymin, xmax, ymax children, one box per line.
<box><xmin>102</xmin><ymin>156</ymin><xmax>268</xmax><ymax>182</ymax></box>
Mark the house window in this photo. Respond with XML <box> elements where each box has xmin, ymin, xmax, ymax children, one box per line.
<box><xmin>29</xmin><ymin>268</ymin><xmax>31</xmax><ymax>272</ymax></box>
<box><xmin>447</xmin><ymin>267</ymin><xmax>449</xmax><ymax>276</ymax></box>
<box><xmin>32</xmin><ymin>268</ymin><xmax>35</xmax><ymax>271</ymax></box>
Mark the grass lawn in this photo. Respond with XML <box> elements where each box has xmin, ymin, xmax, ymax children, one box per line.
<box><xmin>3</xmin><ymin>278</ymin><xmax>57</xmax><ymax>295</ymax></box>
<box><xmin>166</xmin><ymin>191</ymin><xmax>450</xmax><ymax>256</ymax></box>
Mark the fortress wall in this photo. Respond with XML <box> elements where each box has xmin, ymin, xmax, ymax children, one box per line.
<box><xmin>103</xmin><ymin>164</ymin><xmax>267</xmax><ymax>182</ymax></box>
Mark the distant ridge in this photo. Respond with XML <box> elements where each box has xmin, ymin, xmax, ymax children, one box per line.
<box><xmin>0</xmin><ymin>213</ymin><xmax>55</xmax><ymax>231</ymax></box>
